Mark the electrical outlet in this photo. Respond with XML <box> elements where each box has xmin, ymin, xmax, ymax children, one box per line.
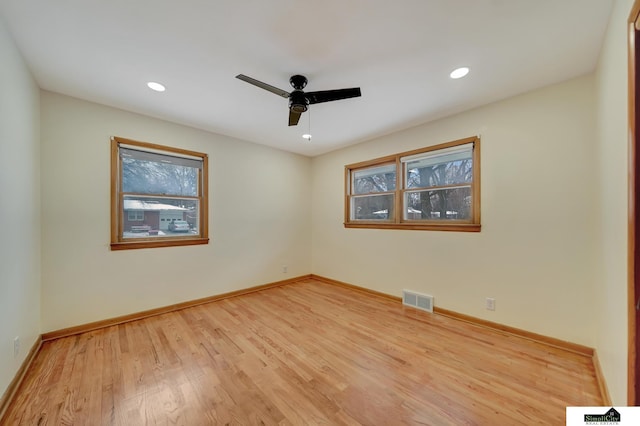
<box><xmin>13</xmin><ymin>336</ymin><xmax>20</xmax><ymax>358</ymax></box>
<box><xmin>486</xmin><ymin>298</ymin><xmax>496</xmax><ymax>311</ymax></box>
<box><xmin>282</xmin><ymin>265</ymin><xmax>288</xmax><ymax>274</ymax></box>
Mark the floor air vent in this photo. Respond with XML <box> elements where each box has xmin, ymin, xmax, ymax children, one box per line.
<box><xmin>402</xmin><ymin>290</ymin><xmax>434</xmax><ymax>313</ymax></box>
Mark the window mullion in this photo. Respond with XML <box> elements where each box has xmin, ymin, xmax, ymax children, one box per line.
<box><xmin>352</xmin><ymin>190</ymin><xmax>395</xmax><ymax>197</ymax></box>
<box><xmin>121</xmin><ymin>191</ymin><xmax>200</xmax><ymax>200</ymax></box>
<box><xmin>406</xmin><ymin>182</ymin><xmax>472</xmax><ymax>192</ymax></box>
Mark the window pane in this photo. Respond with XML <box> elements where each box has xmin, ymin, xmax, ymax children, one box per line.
<box><xmin>351</xmin><ymin>194</ymin><xmax>394</xmax><ymax>220</ymax></box>
<box><xmin>122</xmin><ymin>195</ymin><xmax>199</xmax><ymax>238</ymax></box>
<box><xmin>352</xmin><ymin>164</ymin><xmax>396</xmax><ymax>195</ymax></box>
<box><xmin>122</xmin><ymin>157</ymin><xmax>200</xmax><ymax>196</ymax></box>
<box><xmin>406</xmin><ymin>159</ymin><xmax>472</xmax><ymax>189</ymax></box>
<box><xmin>120</xmin><ymin>147</ymin><xmax>202</xmax><ymax>169</ymax></box>
<box><xmin>404</xmin><ymin>187</ymin><xmax>471</xmax><ymax>220</ymax></box>
<box><xmin>405</xmin><ymin>148</ymin><xmax>472</xmax><ymax>189</ymax></box>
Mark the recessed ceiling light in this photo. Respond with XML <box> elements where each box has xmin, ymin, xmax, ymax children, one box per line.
<box><xmin>147</xmin><ymin>81</ymin><xmax>166</xmax><ymax>92</ymax></box>
<box><xmin>302</xmin><ymin>134</ymin><xmax>312</xmax><ymax>141</ymax></box>
<box><xmin>449</xmin><ymin>67</ymin><xmax>470</xmax><ymax>79</ymax></box>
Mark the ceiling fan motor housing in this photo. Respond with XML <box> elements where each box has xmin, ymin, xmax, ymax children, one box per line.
<box><xmin>289</xmin><ymin>90</ymin><xmax>309</xmax><ymax>113</ymax></box>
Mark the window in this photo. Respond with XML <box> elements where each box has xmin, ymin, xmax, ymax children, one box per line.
<box><xmin>128</xmin><ymin>210</ymin><xmax>144</xmax><ymax>221</ymax></box>
<box><xmin>111</xmin><ymin>136</ymin><xmax>209</xmax><ymax>250</ymax></box>
<box><xmin>345</xmin><ymin>136</ymin><xmax>480</xmax><ymax>231</ymax></box>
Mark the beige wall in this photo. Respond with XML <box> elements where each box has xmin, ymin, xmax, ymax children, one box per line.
<box><xmin>594</xmin><ymin>0</ymin><xmax>634</xmax><ymax>406</ymax></box>
<box><xmin>40</xmin><ymin>92</ymin><xmax>312</xmax><ymax>331</ymax></box>
<box><xmin>0</xmin><ymin>18</ymin><xmax>41</xmax><ymax>396</ymax></box>
<box><xmin>311</xmin><ymin>75</ymin><xmax>598</xmax><ymax>346</ymax></box>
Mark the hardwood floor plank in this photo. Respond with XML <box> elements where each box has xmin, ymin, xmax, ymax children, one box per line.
<box><xmin>3</xmin><ymin>279</ymin><xmax>602</xmax><ymax>425</ymax></box>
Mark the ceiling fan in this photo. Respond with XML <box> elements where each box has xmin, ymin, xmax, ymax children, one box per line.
<box><xmin>236</xmin><ymin>74</ymin><xmax>361</xmax><ymax>126</ymax></box>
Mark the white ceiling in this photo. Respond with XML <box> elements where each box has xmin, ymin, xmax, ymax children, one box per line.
<box><xmin>0</xmin><ymin>0</ymin><xmax>613</xmax><ymax>157</ymax></box>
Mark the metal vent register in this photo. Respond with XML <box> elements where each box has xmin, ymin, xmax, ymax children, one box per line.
<box><xmin>402</xmin><ymin>290</ymin><xmax>434</xmax><ymax>313</ymax></box>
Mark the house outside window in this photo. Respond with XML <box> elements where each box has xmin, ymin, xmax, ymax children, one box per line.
<box><xmin>345</xmin><ymin>136</ymin><xmax>480</xmax><ymax>232</ymax></box>
<box><xmin>111</xmin><ymin>136</ymin><xmax>209</xmax><ymax>250</ymax></box>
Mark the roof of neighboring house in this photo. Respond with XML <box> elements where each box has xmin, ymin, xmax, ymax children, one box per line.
<box><xmin>123</xmin><ymin>200</ymin><xmax>187</xmax><ymax>211</ymax></box>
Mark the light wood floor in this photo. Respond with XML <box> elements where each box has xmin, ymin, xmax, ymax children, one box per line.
<box><xmin>4</xmin><ymin>279</ymin><xmax>602</xmax><ymax>425</ymax></box>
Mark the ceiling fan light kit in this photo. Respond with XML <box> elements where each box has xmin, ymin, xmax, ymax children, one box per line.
<box><xmin>236</xmin><ymin>74</ymin><xmax>361</xmax><ymax>128</ymax></box>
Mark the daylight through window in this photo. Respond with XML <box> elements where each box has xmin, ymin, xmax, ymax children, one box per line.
<box><xmin>345</xmin><ymin>136</ymin><xmax>480</xmax><ymax>231</ymax></box>
<box><xmin>111</xmin><ymin>137</ymin><xmax>209</xmax><ymax>250</ymax></box>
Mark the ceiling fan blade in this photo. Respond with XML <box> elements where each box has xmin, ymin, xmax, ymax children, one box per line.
<box><xmin>288</xmin><ymin>110</ymin><xmax>302</xmax><ymax>126</ymax></box>
<box><xmin>306</xmin><ymin>87</ymin><xmax>361</xmax><ymax>104</ymax></box>
<box><xmin>236</xmin><ymin>74</ymin><xmax>290</xmax><ymax>98</ymax></box>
